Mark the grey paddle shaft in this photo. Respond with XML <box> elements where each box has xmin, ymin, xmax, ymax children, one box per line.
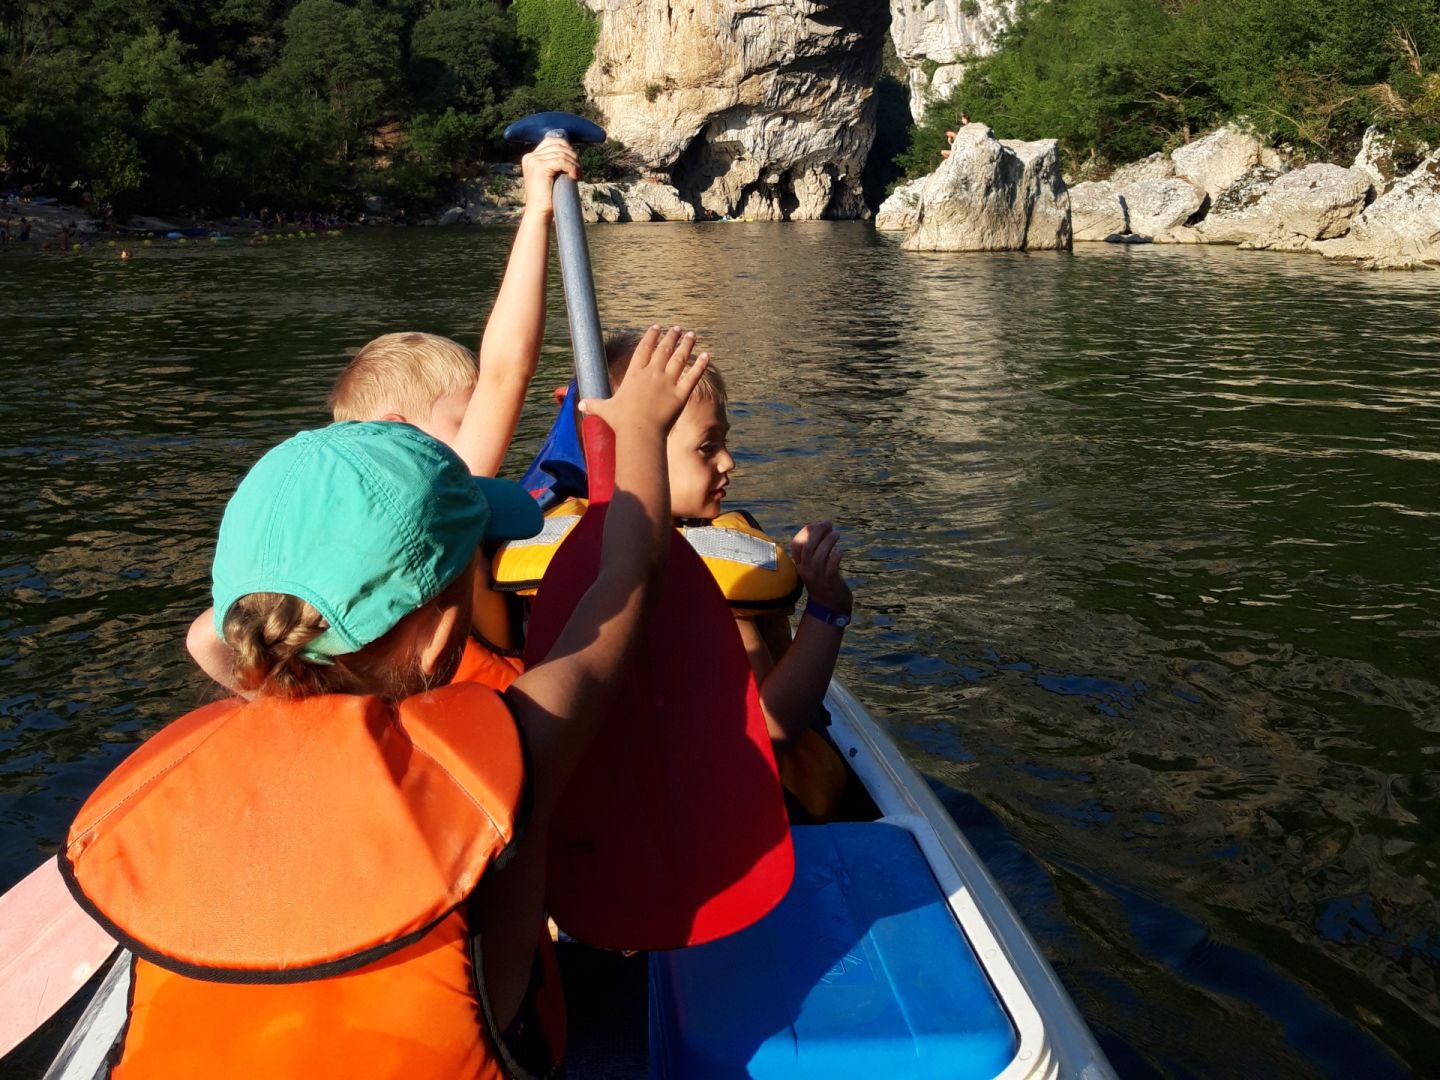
<box><xmin>547</xmin><ymin>128</ymin><xmax>609</xmax><ymax>403</ymax></box>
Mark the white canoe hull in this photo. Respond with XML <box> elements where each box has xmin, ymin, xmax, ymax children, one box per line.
<box><xmin>43</xmin><ymin>680</ymin><xmax>1114</xmax><ymax>1079</ymax></box>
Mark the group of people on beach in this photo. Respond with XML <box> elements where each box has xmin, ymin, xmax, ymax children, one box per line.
<box><xmin>61</xmin><ymin>137</ymin><xmax>858</xmax><ymax>1074</ymax></box>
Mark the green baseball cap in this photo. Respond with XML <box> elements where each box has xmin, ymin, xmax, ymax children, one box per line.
<box><xmin>212</xmin><ymin>421</ymin><xmax>542</xmax><ymax>661</ymax></box>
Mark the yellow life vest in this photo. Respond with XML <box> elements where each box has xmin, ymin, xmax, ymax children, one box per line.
<box><xmin>492</xmin><ymin>500</ymin><xmax>802</xmax><ymax>616</ymax></box>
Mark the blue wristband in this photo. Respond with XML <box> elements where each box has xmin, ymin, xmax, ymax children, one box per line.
<box><xmin>804</xmin><ymin>598</ymin><xmax>851</xmax><ymax>629</ymax></box>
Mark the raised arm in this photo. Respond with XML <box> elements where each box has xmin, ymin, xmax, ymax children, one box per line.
<box><xmin>454</xmin><ymin>137</ymin><xmax>580</xmax><ymax>477</ymax></box>
<box><xmin>482</xmin><ymin>328</ymin><xmax>705</xmax><ymax>1030</ymax></box>
<box><xmin>505</xmin><ymin>327</ymin><xmax>708</xmax><ymax>814</ymax></box>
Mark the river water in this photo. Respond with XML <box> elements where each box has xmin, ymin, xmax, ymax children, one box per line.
<box><xmin>1</xmin><ymin>225</ymin><xmax>1436</xmax><ymax>1076</ymax></box>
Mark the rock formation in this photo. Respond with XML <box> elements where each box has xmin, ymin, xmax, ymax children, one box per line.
<box><xmin>1171</xmin><ymin>124</ymin><xmax>1264</xmax><ymax>203</ymax></box>
<box><xmin>1313</xmin><ymin>149</ymin><xmax>1440</xmax><ymax>269</ymax></box>
<box><xmin>1120</xmin><ymin>178</ymin><xmax>1206</xmax><ymax>237</ymax></box>
<box><xmin>1205</xmin><ymin>165</ymin><xmax>1283</xmax><ymax>218</ymax></box>
<box><xmin>875</xmin><ymin>176</ymin><xmax>926</xmax><ymax>231</ymax></box>
<box><xmin>1007</xmin><ymin>138</ymin><xmax>1071</xmax><ymax>249</ymax></box>
<box><xmin>888</xmin><ymin>0</ymin><xmax>1016</xmax><ymax>122</ymax></box>
<box><xmin>1068</xmin><ymin>173</ymin><xmax>1204</xmax><ymax>240</ymax></box>
<box><xmin>1187</xmin><ymin>164</ymin><xmax>1372</xmax><ymax>251</ymax></box>
<box><xmin>900</xmin><ymin>124</ymin><xmax>1071</xmax><ymax>251</ymax></box>
<box><xmin>1068</xmin><ymin>180</ymin><xmax>1127</xmax><ymax>240</ymax></box>
<box><xmin>582</xmin><ymin>0</ymin><xmax>887</xmax><ymax>220</ymax></box>
<box><xmin>579</xmin><ymin>180</ymin><xmax>696</xmax><ymax>223</ymax></box>
<box><xmin>1351</xmin><ymin>126</ymin><xmax>1431</xmax><ymax>197</ymax></box>
<box><xmin>900</xmin><ymin>117</ymin><xmax>1435</xmax><ymax>271</ymax></box>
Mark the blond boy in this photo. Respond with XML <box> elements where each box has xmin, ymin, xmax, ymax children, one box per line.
<box><xmin>188</xmin><ymin>137</ymin><xmax>580</xmax><ymax>690</ymax></box>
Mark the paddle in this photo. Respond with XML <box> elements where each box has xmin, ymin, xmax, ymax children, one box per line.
<box><xmin>0</xmin><ymin>857</ymin><xmax>116</xmax><ymax>1059</ymax></box>
<box><xmin>503</xmin><ymin>113</ymin><xmax>793</xmax><ymax>950</ymax></box>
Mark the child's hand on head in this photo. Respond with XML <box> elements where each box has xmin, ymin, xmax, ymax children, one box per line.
<box><xmin>521</xmin><ymin>136</ymin><xmax>582</xmax><ymax>216</ymax></box>
<box><xmin>792</xmin><ymin>522</ymin><xmax>852</xmax><ymax>614</ymax></box>
<box><xmin>580</xmin><ymin>326</ymin><xmax>709</xmax><ymax>436</ymax></box>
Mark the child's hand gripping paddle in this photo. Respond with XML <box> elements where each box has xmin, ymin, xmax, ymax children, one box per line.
<box><xmin>503</xmin><ymin>113</ymin><xmax>793</xmax><ymax>950</ymax></box>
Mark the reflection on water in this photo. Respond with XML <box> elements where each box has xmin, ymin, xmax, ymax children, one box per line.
<box><xmin>2</xmin><ymin>227</ymin><xmax>1437</xmax><ymax>1074</ymax></box>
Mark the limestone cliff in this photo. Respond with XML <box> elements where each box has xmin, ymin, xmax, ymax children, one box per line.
<box><xmin>889</xmin><ymin>0</ymin><xmax>1015</xmax><ymax>122</ymax></box>
<box><xmin>582</xmin><ymin>0</ymin><xmax>887</xmax><ymax>220</ymax></box>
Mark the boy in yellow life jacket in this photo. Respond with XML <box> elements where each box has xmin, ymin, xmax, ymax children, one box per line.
<box><xmin>496</xmin><ymin>332</ymin><xmax>869</xmax><ymax>824</ymax></box>
<box><xmin>185</xmin><ymin>136</ymin><xmax>578</xmax><ymax>695</ymax></box>
<box><xmin>64</xmin><ymin>327</ymin><xmax>709</xmax><ymax>1079</ymax></box>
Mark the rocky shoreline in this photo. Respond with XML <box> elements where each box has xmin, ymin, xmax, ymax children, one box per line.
<box><xmin>878</xmin><ymin>123</ymin><xmax>1440</xmax><ymax>271</ymax></box>
<box><xmin>12</xmin><ymin>119</ymin><xmax>1433</xmax><ymax>278</ymax></box>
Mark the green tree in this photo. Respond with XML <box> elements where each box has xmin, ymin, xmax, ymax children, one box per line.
<box><xmin>510</xmin><ymin>0</ymin><xmax>598</xmax><ymax>107</ymax></box>
<box><xmin>409</xmin><ymin>4</ymin><xmax>519</xmax><ymax>114</ymax></box>
<box><xmin>896</xmin><ymin>0</ymin><xmax>1440</xmax><ymax>177</ymax></box>
<box><xmin>275</xmin><ymin>0</ymin><xmax>399</xmax><ymax>134</ymax></box>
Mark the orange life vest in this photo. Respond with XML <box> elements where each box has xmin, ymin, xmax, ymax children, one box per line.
<box><xmin>456</xmin><ymin>632</ymin><xmax>524</xmax><ymax>691</ymax></box>
<box><xmin>61</xmin><ymin>683</ymin><xmax>560</xmax><ymax>1079</ymax></box>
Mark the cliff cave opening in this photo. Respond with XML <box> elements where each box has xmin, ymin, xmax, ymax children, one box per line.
<box><xmin>861</xmin><ymin>38</ymin><xmax>913</xmax><ymax>213</ymax></box>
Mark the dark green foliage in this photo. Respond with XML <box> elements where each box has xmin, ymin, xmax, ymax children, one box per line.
<box><xmin>0</xmin><ymin>0</ymin><xmax>606</xmax><ymax>213</ymax></box>
<box><xmin>578</xmin><ymin>137</ymin><xmax>633</xmax><ymax>182</ymax></box>
<box><xmin>409</xmin><ymin>5</ymin><xmax>520</xmax><ymax>114</ymax></box>
<box><xmin>897</xmin><ymin>0</ymin><xmax>1440</xmax><ymax>177</ymax></box>
<box><xmin>863</xmin><ymin>70</ymin><xmax>912</xmax><ymax>210</ymax></box>
<box><xmin>511</xmin><ymin>0</ymin><xmax>598</xmax><ymax>108</ymax></box>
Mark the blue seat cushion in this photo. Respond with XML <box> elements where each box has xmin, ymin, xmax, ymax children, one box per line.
<box><xmin>649</xmin><ymin>823</ymin><xmax>1019</xmax><ymax>1079</ymax></box>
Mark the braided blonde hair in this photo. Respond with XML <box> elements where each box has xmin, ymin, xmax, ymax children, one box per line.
<box><xmin>222</xmin><ymin>593</ymin><xmax>421</xmax><ymax>700</ymax></box>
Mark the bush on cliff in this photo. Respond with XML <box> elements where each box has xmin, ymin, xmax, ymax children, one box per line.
<box><xmin>899</xmin><ymin>0</ymin><xmax>1440</xmax><ymax>175</ymax></box>
<box><xmin>511</xmin><ymin>0</ymin><xmax>600</xmax><ymax>109</ymax></box>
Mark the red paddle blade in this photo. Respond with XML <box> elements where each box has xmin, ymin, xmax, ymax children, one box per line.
<box><xmin>525</xmin><ymin>507</ymin><xmax>794</xmax><ymax>950</ymax></box>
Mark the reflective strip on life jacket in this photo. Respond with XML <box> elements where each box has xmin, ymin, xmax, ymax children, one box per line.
<box><xmin>493</xmin><ymin>501</ymin><xmax>802</xmax><ymax>615</ymax></box>
<box><xmin>490</xmin><ymin>497</ymin><xmax>587</xmax><ymax>594</ymax></box>
<box><xmin>679</xmin><ymin>508</ymin><xmax>803</xmax><ymax>614</ymax></box>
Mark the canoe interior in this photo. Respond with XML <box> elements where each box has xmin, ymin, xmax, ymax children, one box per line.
<box><xmin>44</xmin><ymin>683</ymin><xmax>1111</xmax><ymax>1079</ymax></box>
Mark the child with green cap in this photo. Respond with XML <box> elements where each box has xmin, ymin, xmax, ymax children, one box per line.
<box><xmin>60</xmin><ymin>327</ymin><xmax>708</xmax><ymax>1078</ymax></box>
<box><xmin>185</xmin><ymin>135</ymin><xmax>582</xmax><ymax>694</ymax></box>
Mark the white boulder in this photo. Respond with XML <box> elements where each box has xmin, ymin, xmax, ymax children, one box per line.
<box><xmin>1171</xmin><ymin>124</ymin><xmax>1264</xmax><ymax>203</ymax></box>
<box><xmin>1070</xmin><ymin>163</ymin><xmax>1204</xmax><ymax>241</ymax></box>
<box><xmin>1006</xmin><ymin>138</ymin><xmax>1071</xmax><ymax>249</ymax></box>
<box><xmin>1314</xmin><ymin>149</ymin><xmax>1440</xmax><ymax>269</ymax></box>
<box><xmin>578</xmin><ymin>180</ymin><xmax>696</xmax><ymax>223</ymax></box>
<box><xmin>1068</xmin><ymin>180</ymin><xmax>1125</xmax><ymax>241</ymax></box>
<box><xmin>1194</xmin><ymin>164</ymin><xmax>1371</xmax><ymax>250</ymax></box>
<box><xmin>1121</xmin><ymin>177</ymin><xmax>1207</xmax><ymax>236</ymax></box>
<box><xmin>621</xmin><ymin>180</ymin><xmax>697</xmax><ymax>222</ymax></box>
<box><xmin>580</xmin><ymin>183</ymin><xmax>626</xmax><ymax>223</ymax></box>
<box><xmin>901</xmin><ymin>124</ymin><xmax>1070</xmax><ymax>252</ymax></box>
<box><xmin>875</xmin><ymin>176</ymin><xmax>926</xmax><ymax>231</ymax></box>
